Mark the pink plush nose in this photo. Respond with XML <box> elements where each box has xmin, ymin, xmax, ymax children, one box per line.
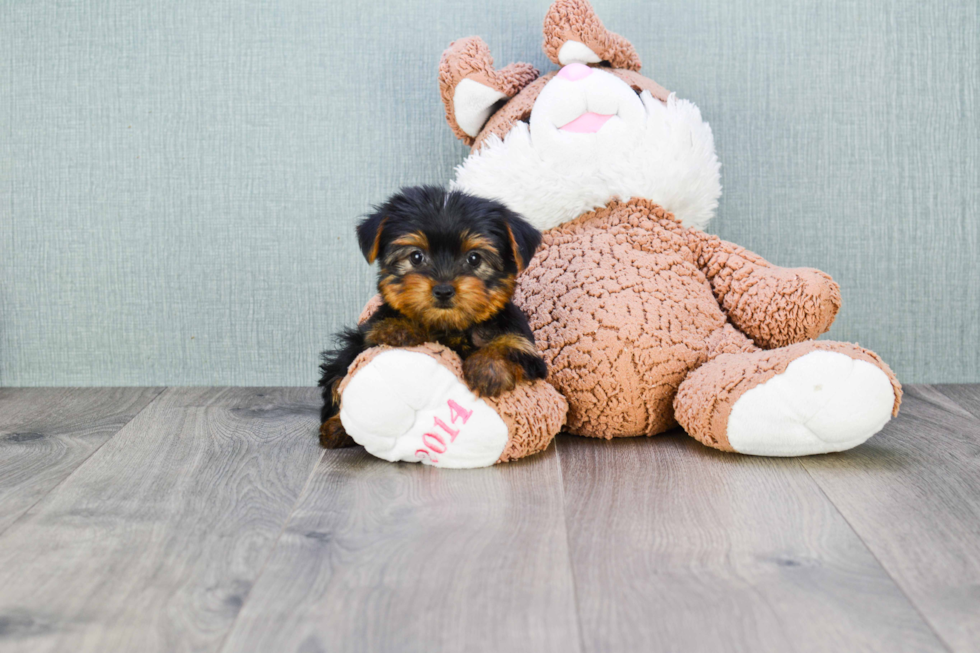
<box><xmin>557</xmin><ymin>63</ymin><xmax>592</xmax><ymax>81</ymax></box>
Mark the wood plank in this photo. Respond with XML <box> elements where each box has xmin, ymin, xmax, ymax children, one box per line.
<box><xmin>0</xmin><ymin>387</ymin><xmax>324</xmax><ymax>653</ymax></box>
<box><xmin>220</xmin><ymin>444</ymin><xmax>582</xmax><ymax>653</ymax></box>
<box><xmin>927</xmin><ymin>384</ymin><xmax>980</xmax><ymax>420</ymax></box>
<box><xmin>0</xmin><ymin>387</ymin><xmax>163</xmax><ymax>534</ymax></box>
<box><xmin>557</xmin><ymin>433</ymin><xmax>947</xmax><ymax>653</ymax></box>
<box><xmin>151</xmin><ymin>387</ymin><xmax>323</xmax><ymax>410</ymax></box>
<box><xmin>896</xmin><ymin>384</ymin><xmax>977</xmax><ymax>420</ymax></box>
<box><xmin>802</xmin><ymin>384</ymin><xmax>980</xmax><ymax>652</ymax></box>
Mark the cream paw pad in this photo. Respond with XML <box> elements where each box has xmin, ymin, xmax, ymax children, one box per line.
<box><xmin>339</xmin><ymin>350</ymin><xmax>509</xmax><ymax>468</ymax></box>
<box><xmin>726</xmin><ymin>350</ymin><xmax>896</xmax><ymax>456</ymax></box>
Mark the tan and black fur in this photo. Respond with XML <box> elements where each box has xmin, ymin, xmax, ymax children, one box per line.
<box><xmin>318</xmin><ymin>186</ymin><xmax>546</xmax><ymax>449</ymax></box>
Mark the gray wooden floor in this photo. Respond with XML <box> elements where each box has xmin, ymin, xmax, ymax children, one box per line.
<box><xmin>1</xmin><ymin>385</ymin><xmax>978</xmax><ymax>653</ymax></box>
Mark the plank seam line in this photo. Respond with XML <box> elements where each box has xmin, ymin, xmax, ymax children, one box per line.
<box><xmin>932</xmin><ymin>384</ymin><xmax>980</xmax><ymax>422</ymax></box>
<box><xmin>798</xmin><ymin>459</ymin><xmax>955</xmax><ymax>653</ymax></box>
<box><xmin>554</xmin><ymin>439</ymin><xmax>588</xmax><ymax>653</ymax></box>
<box><xmin>215</xmin><ymin>447</ymin><xmax>327</xmax><ymax>653</ymax></box>
<box><xmin>0</xmin><ymin>386</ymin><xmax>168</xmax><ymax>540</ymax></box>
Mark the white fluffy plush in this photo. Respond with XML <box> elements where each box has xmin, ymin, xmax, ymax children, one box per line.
<box><xmin>453</xmin><ymin>78</ymin><xmax>508</xmax><ymax>139</ymax></box>
<box><xmin>726</xmin><ymin>351</ymin><xmax>896</xmax><ymax>456</ymax></box>
<box><xmin>340</xmin><ymin>350</ymin><xmax>509</xmax><ymax>468</ymax></box>
<box><xmin>557</xmin><ymin>40</ymin><xmax>602</xmax><ymax>65</ymax></box>
<box><xmin>452</xmin><ymin>69</ymin><xmax>722</xmax><ymax>231</ymax></box>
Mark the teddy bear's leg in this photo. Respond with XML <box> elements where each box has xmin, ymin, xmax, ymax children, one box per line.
<box><xmin>674</xmin><ymin>341</ymin><xmax>901</xmax><ymax>456</ymax></box>
<box><xmin>335</xmin><ymin>343</ymin><xmax>567</xmax><ymax>468</ymax></box>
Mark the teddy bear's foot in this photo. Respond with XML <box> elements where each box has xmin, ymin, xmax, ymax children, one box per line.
<box><xmin>336</xmin><ymin>344</ymin><xmax>566</xmax><ymax>468</ymax></box>
<box><xmin>674</xmin><ymin>341</ymin><xmax>901</xmax><ymax>456</ymax></box>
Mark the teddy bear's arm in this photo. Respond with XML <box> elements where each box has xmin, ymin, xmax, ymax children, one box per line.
<box><xmin>691</xmin><ymin>231</ymin><xmax>842</xmax><ymax>349</ymax></box>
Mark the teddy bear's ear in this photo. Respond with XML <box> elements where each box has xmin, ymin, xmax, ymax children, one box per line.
<box><xmin>542</xmin><ymin>0</ymin><xmax>642</xmax><ymax>71</ymax></box>
<box><xmin>439</xmin><ymin>37</ymin><xmax>539</xmax><ymax>146</ymax></box>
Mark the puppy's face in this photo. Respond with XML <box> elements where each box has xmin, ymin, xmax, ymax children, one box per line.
<box><xmin>382</xmin><ymin>228</ymin><xmax>511</xmax><ymax>332</ymax></box>
<box><xmin>357</xmin><ymin>187</ymin><xmax>541</xmax><ymax>331</ymax></box>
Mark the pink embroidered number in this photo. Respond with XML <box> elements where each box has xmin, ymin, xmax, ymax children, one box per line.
<box><xmin>422</xmin><ymin>432</ymin><xmax>447</xmax><ymax>454</ymax></box>
<box><xmin>448</xmin><ymin>399</ymin><xmax>472</xmax><ymax>425</ymax></box>
<box><xmin>414</xmin><ymin>399</ymin><xmax>474</xmax><ymax>463</ymax></box>
<box><xmin>415</xmin><ymin>449</ymin><xmax>438</xmax><ymax>464</ymax></box>
<box><xmin>432</xmin><ymin>416</ymin><xmax>459</xmax><ymax>441</ymax></box>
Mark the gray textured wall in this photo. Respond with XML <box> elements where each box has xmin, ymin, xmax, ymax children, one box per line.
<box><xmin>1</xmin><ymin>0</ymin><xmax>977</xmax><ymax>386</ymax></box>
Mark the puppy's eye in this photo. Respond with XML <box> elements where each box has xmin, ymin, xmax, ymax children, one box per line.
<box><xmin>466</xmin><ymin>252</ymin><xmax>482</xmax><ymax>268</ymax></box>
<box><xmin>409</xmin><ymin>251</ymin><xmax>425</xmax><ymax>267</ymax></box>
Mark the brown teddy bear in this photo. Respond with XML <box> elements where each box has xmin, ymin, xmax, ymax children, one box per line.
<box><xmin>333</xmin><ymin>0</ymin><xmax>900</xmax><ymax>468</ymax></box>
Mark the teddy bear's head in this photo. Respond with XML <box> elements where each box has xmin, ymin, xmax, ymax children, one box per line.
<box><xmin>440</xmin><ymin>0</ymin><xmax>722</xmax><ymax>232</ymax></box>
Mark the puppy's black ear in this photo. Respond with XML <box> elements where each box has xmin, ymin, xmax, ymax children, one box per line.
<box><xmin>503</xmin><ymin>211</ymin><xmax>541</xmax><ymax>273</ymax></box>
<box><xmin>356</xmin><ymin>212</ymin><xmax>387</xmax><ymax>264</ymax></box>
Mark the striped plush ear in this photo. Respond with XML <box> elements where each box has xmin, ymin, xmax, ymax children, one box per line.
<box><xmin>439</xmin><ymin>37</ymin><xmax>539</xmax><ymax>146</ymax></box>
<box><xmin>542</xmin><ymin>0</ymin><xmax>642</xmax><ymax>71</ymax></box>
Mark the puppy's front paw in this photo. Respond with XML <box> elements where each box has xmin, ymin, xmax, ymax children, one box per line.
<box><xmin>365</xmin><ymin>318</ymin><xmax>429</xmax><ymax>348</ymax></box>
<box><xmin>463</xmin><ymin>351</ymin><xmax>522</xmax><ymax>398</ymax></box>
<box><xmin>319</xmin><ymin>415</ymin><xmax>355</xmax><ymax>449</ymax></box>
<box><xmin>523</xmin><ymin>354</ymin><xmax>548</xmax><ymax>381</ymax></box>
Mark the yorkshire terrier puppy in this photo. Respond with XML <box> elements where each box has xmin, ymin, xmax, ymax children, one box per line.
<box><xmin>317</xmin><ymin>186</ymin><xmax>547</xmax><ymax>449</ymax></box>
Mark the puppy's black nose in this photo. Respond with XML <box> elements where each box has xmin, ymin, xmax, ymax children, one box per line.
<box><xmin>432</xmin><ymin>284</ymin><xmax>455</xmax><ymax>301</ymax></box>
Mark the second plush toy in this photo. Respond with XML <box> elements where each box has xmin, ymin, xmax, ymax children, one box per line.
<box><xmin>329</xmin><ymin>0</ymin><xmax>900</xmax><ymax>467</ymax></box>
